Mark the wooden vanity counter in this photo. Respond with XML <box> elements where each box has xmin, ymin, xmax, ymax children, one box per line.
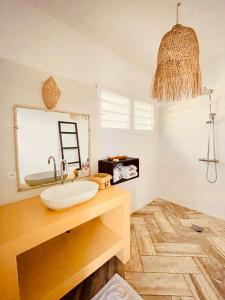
<box><xmin>0</xmin><ymin>186</ymin><xmax>130</xmax><ymax>300</ymax></box>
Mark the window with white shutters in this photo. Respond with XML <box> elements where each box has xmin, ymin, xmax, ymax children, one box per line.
<box><xmin>134</xmin><ymin>100</ymin><xmax>153</xmax><ymax>131</ymax></box>
<box><xmin>100</xmin><ymin>89</ymin><xmax>130</xmax><ymax>129</ymax></box>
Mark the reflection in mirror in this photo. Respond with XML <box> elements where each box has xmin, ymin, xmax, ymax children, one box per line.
<box><xmin>15</xmin><ymin>106</ymin><xmax>90</xmax><ymax>190</ymax></box>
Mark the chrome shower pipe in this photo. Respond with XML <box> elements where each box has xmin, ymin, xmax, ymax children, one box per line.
<box><xmin>199</xmin><ymin>87</ymin><xmax>219</xmax><ymax>183</ymax></box>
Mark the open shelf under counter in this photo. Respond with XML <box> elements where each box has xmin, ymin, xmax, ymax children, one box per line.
<box><xmin>17</xmin><ymin>219</ymin><xmax>123</xmax><ymax>300</ymax></box>
<box><xmin>0</xmin><ymin>186</ymin><xmax>130</xmax><ymax>300</ymax></box>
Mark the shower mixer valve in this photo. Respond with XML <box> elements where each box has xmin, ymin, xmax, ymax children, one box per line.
<box><xmin>199</xmin><ymin>158</ymin><xmax>219</xmax><ymax>163</ymax></box>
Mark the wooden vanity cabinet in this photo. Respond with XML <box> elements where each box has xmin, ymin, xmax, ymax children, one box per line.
<box><xmin>0</xmin><ymin>187</ymin><xmax>130</xmax><ymax>300</ymax></box>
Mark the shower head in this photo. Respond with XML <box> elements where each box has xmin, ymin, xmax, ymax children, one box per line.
<box><xmin>201</xmin><ymin>87</ymin><xmax>214</xmax><ymax>96</ymax></box>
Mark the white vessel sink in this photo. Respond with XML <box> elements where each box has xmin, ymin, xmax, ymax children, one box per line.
<box><xmin>40</xmin><ymin>181</ymin><xmax>99</xmax><ymax>210</ymax></box>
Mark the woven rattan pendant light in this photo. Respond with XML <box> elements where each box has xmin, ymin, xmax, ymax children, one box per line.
<box><xmin>152</xmin><ymin>3</ymin><xmax>202</xmax><ymax>102</ymax></box>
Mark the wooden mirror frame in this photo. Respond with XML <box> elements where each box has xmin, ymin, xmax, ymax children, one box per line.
<box><xmin>14</xmin><ymin>105</ymin><xmax>90</xmax><ymax>191</ymax></box>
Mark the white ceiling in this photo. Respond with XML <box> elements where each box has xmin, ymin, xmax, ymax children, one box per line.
<box><xmin>31</xmin><ymin>0</ymin><xmax>225</xmax><ymax>72</ymax></box>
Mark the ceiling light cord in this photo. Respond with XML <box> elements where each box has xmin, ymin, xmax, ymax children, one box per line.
<box><xmin>176</xmin><ymin>2</ymin><xmax>181</xmax><ymax>24</ymax></box>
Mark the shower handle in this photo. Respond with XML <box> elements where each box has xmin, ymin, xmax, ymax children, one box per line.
<box><xmin>199</xmin><ymin>158</ymin><xmax>219</xmax><ymax>163</ymax></box>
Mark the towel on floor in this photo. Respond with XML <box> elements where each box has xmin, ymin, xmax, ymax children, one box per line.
<box><xmin>91</xmin><ymin>273</ymin><xmax>142</xmax><ymax>300</ymax></box>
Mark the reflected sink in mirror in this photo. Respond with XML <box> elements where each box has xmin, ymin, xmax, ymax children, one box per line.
<box><xmin>40</xmin><ymin>181</ymin><xmax>99</xmax><ymax>210</ymax></box>
<box><xmin>25</xmin><ymin>171</ymin><xmax>68</xmax><ymax>187</ymax></box>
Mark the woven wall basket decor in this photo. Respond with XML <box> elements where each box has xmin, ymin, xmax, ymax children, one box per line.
<box><xmin>42</xmin><ymin>76</ymin><xmax>61</xmax><ymax>109</ymax></box>
<box><xmin>152</xmin><ymin>3</ymin><xmax>202</xmax><ymax>102</ymax></box>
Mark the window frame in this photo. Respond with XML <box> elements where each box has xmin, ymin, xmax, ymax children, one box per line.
<box><xmin>98</xmin><ymin>87</ymin><xmax>154</xmax><ymax>133</ymax></box>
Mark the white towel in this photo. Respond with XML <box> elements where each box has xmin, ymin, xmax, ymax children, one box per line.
<box><xmin>113</xmin><ymin>164</ymin><xmax>138</xmax><ymax>182</ymax></box>
<box><xmin>121</xmin><ymin>166</ymin><xmax>130</xmax><ymax>178</ymax></box>
<box><xmin>129</xmin><ymin>164</ymin><xmax>137</xmax><ymax>171</ymax></box>
<box><xmin>113</xmin><ymin>167</ymin><xmax>122</xmax><ymax>183</ymax></box>
<box><xmin>122</xmin><ymin>170</ymin><xmax>138</xmax><ymax>179</ymax></box>
<box><xmin>91</xmin><ymin>273</ymin><xmax>142</xmax><ymax>300</ymax></box>
<box><xmin>121</xmin><ymin>166</ymin><xmax>138</xmax><ymax>179</ymax></box>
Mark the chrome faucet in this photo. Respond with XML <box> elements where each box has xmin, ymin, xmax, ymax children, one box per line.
<box><xmin>61</xmin><ymin>159</ymin><xmax>68</xmax><ymax>184</ymax></box>
<box><xmin>48</xmin><ymin>156</ymin><xmax>57</xmax><ymax>180</ymax></box>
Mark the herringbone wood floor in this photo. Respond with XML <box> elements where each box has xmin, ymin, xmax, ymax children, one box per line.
<box><xmin>63</xmin><ymin>199</ymin><xmax>225</xmax><ymax>300</ymax></box>
<box><xmin>125</xmin><ymin>199</ymin><xmax>225</xmax><ymax>300</ymax></box>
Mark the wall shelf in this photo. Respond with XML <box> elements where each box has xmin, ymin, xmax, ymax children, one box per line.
<box><xmin>98</xmin><ymin>157</ymin><xmax>139</xmax><ymax>185</ymax></box>
<box><xmin>17</xmin><ymin>219</ymin><xmax>123</xmax><ymax>300</ymax></box>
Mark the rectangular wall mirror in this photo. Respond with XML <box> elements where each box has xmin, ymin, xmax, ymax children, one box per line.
<box><xmin>14</xmin><ymin>106</ymin><xmax>90</xmax><ymax>191</ymax></box>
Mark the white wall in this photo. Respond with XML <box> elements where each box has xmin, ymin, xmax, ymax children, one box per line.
<box><xmin>0</xmin><ymin>0</ymin><xmax>159</xmax><ymax>212</ymax></box>
<box><xmin>0</xmin><ymin>0</ymin><xmax>150</xmax><ymax>100</ymax></box>
<box><xmin>158</xmin><ymin>59</ymin><xmax>225</xmax><ymax>220</ymax></box>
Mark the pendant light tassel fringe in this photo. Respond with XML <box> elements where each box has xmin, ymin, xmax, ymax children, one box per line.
<box><xmin>152</xmin><ymin>64</ymin><xmax>201</xmax><ymax>101</ymax></box>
